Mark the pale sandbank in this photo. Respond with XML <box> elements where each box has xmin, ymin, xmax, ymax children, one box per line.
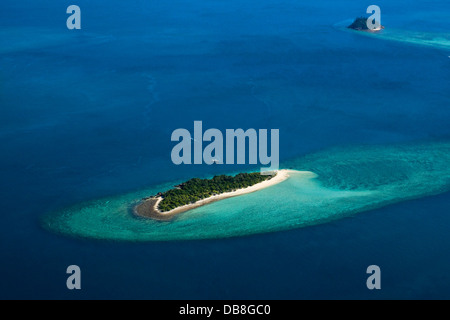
<box><xmin>134</xmin><ymin>169</ymin><xmax>300</xmax><ymax>221</ymax></box>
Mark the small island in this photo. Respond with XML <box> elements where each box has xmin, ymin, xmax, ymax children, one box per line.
<box><xmin>134</xmin><ymin>170</ymin><xmax>292</xmax><ymax>221</ymax></box>
<box><xmin>348</xmin><ymin>17</ymin><xmax>384</xmax><ymax>31</ymax></box>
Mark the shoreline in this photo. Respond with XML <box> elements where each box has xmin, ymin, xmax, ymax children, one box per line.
<box><xmin>350</xmin><ymin>25</ymin><xmax>384</xmax><ymax>33</ymax></box>
<box><xmin>134</xmin><ymin>170</ymin><xmax>296</xmax><ymax>221</ymax></box>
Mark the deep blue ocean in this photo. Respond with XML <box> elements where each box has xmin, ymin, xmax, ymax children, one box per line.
<box><xmin>1</xmin><ymin>0</ymin><xmax>449</xmax><ymax>299</ymax></box>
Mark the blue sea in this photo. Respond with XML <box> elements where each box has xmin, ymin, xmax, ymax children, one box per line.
<box><xmin>1</xmin><ymin>0</ymin><xmax>449</xmax><ymax>299</ymax></box>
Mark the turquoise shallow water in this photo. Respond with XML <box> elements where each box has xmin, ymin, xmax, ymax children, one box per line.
<box><xmin>335</xmin><ymin>19</ymin><xmax>450</xmax><ymax>51</ymax></box>
<box><xmin>43</xmin><ymin>141</ymin><xmax>450</xmax><ymax>241</ymax></box>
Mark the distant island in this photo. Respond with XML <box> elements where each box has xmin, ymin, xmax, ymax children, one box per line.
<box><xmin>134</xmin><ymin>170</ymin><xmax>292</xmax><ymax>220</ymax></box>
<box><xmin>348</xmin><ymin>17</ymin><xmax>384</xmax><ymax>31</ymax></box>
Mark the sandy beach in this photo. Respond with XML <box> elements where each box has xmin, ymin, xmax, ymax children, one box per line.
<box><xmin>134</xmin><ymin>170</ymin><xmax>295</xmax><ymax>221</ymax></box>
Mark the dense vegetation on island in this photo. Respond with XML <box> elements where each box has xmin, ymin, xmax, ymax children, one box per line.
<box><xmin>157</xmin><ymin>172</ymin><xmax>274</xmax><ymax>212</ymax></box>
<box><xmin>348</xmin><ymin>17</ymin><xmax>369</xmax><ymax>30</ymax></box>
